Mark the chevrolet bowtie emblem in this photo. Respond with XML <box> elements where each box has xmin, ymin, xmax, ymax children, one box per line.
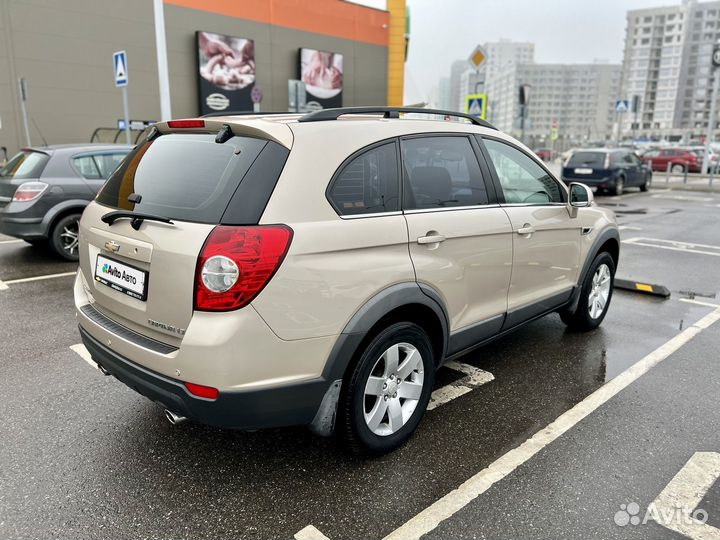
<box><xmin>104</xmin><ymin>240</ymin><xmax>121</xmax><ymax>253</ymax></box>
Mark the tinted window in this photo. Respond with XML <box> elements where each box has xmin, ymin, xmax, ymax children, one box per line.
<box><xmin>643</xmin><ymin>150</ymin><xmax>660</xmax><ymax>158</ymax></box>
<box><xmin>73</xmin><ymin>156</ymin><xmax>102</xmax><ymax>179</ymax></box>
<box><xmin>401</xmin><ymin>136</ymin><xmax>488</xmax><ymax>209</ymax></box>
<box><xmin>328</xmin><ymin>142</ymin><xmax>399</xmax><ymax>215</ymax></box>
<box><xmin>484</xmin><ymin>139</ymin><xmax>563</xmax><ymax>204</ymax></box>
<box><xmin>567</xmin><ymin>151</ymin><xmax>606</xmax><ymax>168</ymax></box>
<box><xmin>97</xmin><ymin>134</ymin><xmax>266</xmax><ymax>224</ymax></box>
<box><xmin>0</xmin><ymin>151</ymin><xmax>49</xmax><ymax>179</ymax></box>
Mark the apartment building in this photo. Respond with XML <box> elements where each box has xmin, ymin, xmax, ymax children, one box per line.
<box><xmin>620</xmin><ymin>0</ymin><xmax>720</xmax><ymax>139</ymax></box>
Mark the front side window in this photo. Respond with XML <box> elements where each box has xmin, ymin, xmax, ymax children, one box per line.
<box><xmin>328</xmin><ymin>142</ymin><xmax>399</xmax><ymax>215</ymax></box>
<box><xmin>401</xmin><ymin>136</ymin><xmax>488</xmax><ymax>210</ymax></box>
<box><xmin>483</xmin><ymin>138</ymin><xmax>563</xmax><ymax>204</ymax></box>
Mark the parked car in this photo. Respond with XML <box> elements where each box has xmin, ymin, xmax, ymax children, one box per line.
<box><xmin>640</xmin><ymin>147</ymin><xmax>702</xmax><ymax>174</ymax></box>
<box><xmin>74</xmin><ymin>108</ymin><xmax>619</xmax><ymax>454</ymax></box>
<box><xmin>685</xmin><ymin>146</ymin><xmax>719</xmax><ymax>173</ymax></box>
<box><xmin>562</xmin><ymin>148</ymin><xmax>652</xmax><ymax>195</ymax></box>
<box><xmin>0</xmin><ymin>144</ymin><xmax>132</xmax><ymax>260</ymax></box>
<box><xmin>534</xmin><ymin>147</ymin><xmax>556</xmax><ymax>161</ymax></box>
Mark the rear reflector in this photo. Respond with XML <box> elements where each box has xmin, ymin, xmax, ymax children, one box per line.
<box><xmin>195</xmin><ymin>225</ymin><xmax>293</xmax><ymax>312</ymax></box>
<box><xmin>184</xmin><ymin>382</ymin><xmax>219</xmax><ymax>400</ymax></box>
<box><xmin>167</xmin><ymin>119</ymin><xmax>205</xmax><ymax>129</ymax></box>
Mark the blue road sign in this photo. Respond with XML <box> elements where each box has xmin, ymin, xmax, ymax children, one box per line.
<box><xmin>465</xmin><ymin>94</ymin><xmax>487</xmax><ymax>120</ymax></box>
<box><xmin>614</xmin><ymin>100</ymin><xmax>629</xmax><ymax>113</ymax></box>
<box><xmin>113</xmin><ymin>51</ymin><xmax>128</xmax><ymax>87</ymax></box>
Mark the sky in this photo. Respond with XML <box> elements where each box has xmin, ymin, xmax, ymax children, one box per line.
<box><xmin>403</xmin><ymin>0</ymin><xmax>686</xmax><ymax>104</ymax></box>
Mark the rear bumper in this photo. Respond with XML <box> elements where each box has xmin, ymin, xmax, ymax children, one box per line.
<box><xmin>562</xmin><ymin>176</ymin><xmax>613</xmax><ymax>188</ymax></box>
<box><xmin>0</xmin><ymin>214</ymin><xmax>45</xmax><ymax>239</ymax></box>
<box><xmin>79</xmin><ymin>325</ymin><xmax>331</xmax><ymax>430</ymax></box>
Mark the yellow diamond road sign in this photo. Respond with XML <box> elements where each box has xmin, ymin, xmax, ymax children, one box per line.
<box><xmin>468</xmin><ymin>45</ymin><xmax>487</xmax><ymax>70</ymax></box>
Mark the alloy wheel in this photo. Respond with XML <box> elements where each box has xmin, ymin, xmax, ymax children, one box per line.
<box><xmin>59</xmin><ymin>219</ymin><xmax>80</xmax><ymax>257</ymax></box>
<box><xmin>363</xmin><ymin>342</ymin><xmax>425</xmax><ymax>436</ymax></box>
<box><xmin>588</xmin><ymin>263</ymin><xmax>611</xmax><ymax>319</ymax></box>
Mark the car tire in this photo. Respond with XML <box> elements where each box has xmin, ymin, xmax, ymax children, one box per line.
<box><xmin>560</xmin><ymin>252</ymin><xmax>615</xmax><ymax>332</ymax></box>
<box><xmin>640</xmin><ymin>172</ymin><xmax>651</xmax><ymax>192</ymax></box>
<box><xmin>671</xmin><ymin>163</ymin><xmax>685</xmax><ymax>174</ymax></box>
<box><xmin>337</xmin><ymin>321</ymin><xmax>435</xmax><ymax>455</ymax></box>
<box><xmin>610</xmin><ymin>176</ymin><xmax>625</xmax><ymax>196</ymax></box>
<box><xmin>49</xmin><ymin>213</ymin><xmax>81</xmax><ymax>261</ymax></box>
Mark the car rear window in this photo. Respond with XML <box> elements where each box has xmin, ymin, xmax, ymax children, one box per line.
<box><xmin>0</xmin><ymin>151</ymin><xmax>49</xmax><ymax>179</ymax></box>
<box><xmin>96</xmin><ymin>134</ymin><xmax>267</xmax><ymax>224</ymax></box>
<box><xmin>567</xmin><ymin>152</ymin><xmax>606</xmax><ymax>168</ymax></box>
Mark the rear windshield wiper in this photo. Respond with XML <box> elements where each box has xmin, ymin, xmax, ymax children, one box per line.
<box><xmin>101</xmin><ymin>211</ymin><xmax>174</xmax><ymax>231</ymax></box>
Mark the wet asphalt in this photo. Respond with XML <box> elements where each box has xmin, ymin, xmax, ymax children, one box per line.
<box><xmin>0</xmin><ymin>187</ymin><xmax>718</xmax><ymax>540</ymax></box>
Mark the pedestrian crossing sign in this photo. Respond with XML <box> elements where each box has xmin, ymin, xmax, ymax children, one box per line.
<box><xmin>465</xmin><ymin>94</ymin><xmax>487</xmax><ymax>120</ymax></box>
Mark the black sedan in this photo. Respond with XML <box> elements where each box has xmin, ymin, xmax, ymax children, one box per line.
<box><xmin>0</xmin><ymin>144</ymin><xmax>132</xmax><ymax>260</ymax></box>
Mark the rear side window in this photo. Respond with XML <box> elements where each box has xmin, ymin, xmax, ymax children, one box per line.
<box><xmin>97</xmin><ymin>134</ymin><xmax>266</xmax><ymax>224</ymax></box>
<box><xmin>328</xmin><ymin>142</ymin><xmax>399</xmax><ymax>215</ymax></box>
<box><xmin>402</xmin><ymin>136</ymin><xmax>488</xmax><ymax>209</ymax></box>
<box><xmin>567</xmin><ymin>152</ymin><xmax>606</xmax><ymax>168</ymax></box>
<box><xmin>73</xmin><ymin>156</ymin><xmax>102</xmax><ymax>179</ymax></box>
<box><xmin>0</xmin><ymin>151</ymin><xmax>49</xmax><ymax>179</ymax></box>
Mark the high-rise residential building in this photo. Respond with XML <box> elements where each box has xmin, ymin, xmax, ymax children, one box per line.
<box><xmin>517</xmin><ymin>64</ymin><xmax>621</xmax><ymax>143</ymax></box>
<box><xmin>620</xmin><ymin>0</ymin><xmax>720</xmax><ymax>140</ymax></box>
<box><xmin>448</xmin><ymin>60</ymin><xmax>470</xmax><ymax>112</ymax></box>
<box><xmin>436</xmin><ymin>77</ymin><xmax>451</xmax><ymax>110</ymax></box>
<box><xmin>486</xmin><ymin>62</ymin><xmax>620</xmax><ymax>143</ymax></box>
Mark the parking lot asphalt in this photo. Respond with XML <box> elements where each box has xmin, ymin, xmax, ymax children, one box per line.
<box><xmin>0</xmin><ymin>187</ymin><xmax>718</xmax><ymax>540</ymax></box>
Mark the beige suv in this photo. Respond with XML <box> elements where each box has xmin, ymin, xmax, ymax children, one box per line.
<box><xmin>74</xmin><ymin>107</ymin><xmax>619</xmax><ymax>454</ymax></box>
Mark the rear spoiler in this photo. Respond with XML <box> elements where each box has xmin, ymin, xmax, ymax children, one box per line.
<box><xmin>154</xmin><ymin>117</ymin><xmax>294</xmax><ymax>149</ymax></box>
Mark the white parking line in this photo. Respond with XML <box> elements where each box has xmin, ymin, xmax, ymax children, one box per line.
<box><xmin>652</xmin><ymin>194</ymin><xmax>715</xmax><ymax>202</ymax></box>
<box><xmin>651</xmin><ymin>452</ymin><xmax>720</xmax><ymax>539</ymax></box>
<box><xmin>1</xmin><ymin>271</ymin><xmax>76</xmax><ymax>286</ymax></box>
<box><xmin>428</xmin><ymin>361</ymin><xmax>494</xmax><ymax>411</ymax></box>
<box><xmin>623</xmin><ymin>237</ymin><xmax>720</xmax><ymax>257</ymax></box>
<box><xmin>0</xmin><ymin>239</ymin><xmax>23</xmax><ymax>245</ymax></box>
<box><xmin>618</xmin><ymin>225</ymin><xmax>642</xmax><ymax>231</ymax></box>
<box><xmin>679</xmin><ymin>298</ymin><xmax>720</xmax><ymax>308</ymax></box>
<box><xmin>383</xmin><ymin>306</ymin><xmax>720</xmax><ymax>540</ymax></box>
<box><xmin>0</xmin><ymin>279</ymin><xmax>8</xmax><ymax>290</ymax></box>
<box><xmin>294</xmin><ymin>525</ymin><xmax>330</xmax><ymax>540</ymax></box>
<box><xmin>69</xmin><ymin>343</ymin><xmax>98</xmax><ymax>370</ymax></box>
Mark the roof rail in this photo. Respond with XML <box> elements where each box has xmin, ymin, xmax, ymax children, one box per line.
<box><xmin>298</xmin><ymin>107</ymin><xmax>497</xmax><ymax>130</ymax></box>
<box><xmin>201</xmin><ymin>110</ymin><xmax>300</xmax><ymax>118</ymax></box>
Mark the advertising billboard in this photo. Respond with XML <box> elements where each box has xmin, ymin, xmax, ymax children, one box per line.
<box><xmin>299</xmin><ymin>48</ymin><xmax>343</xmax><ymax>109</ymax></box>
<box><xmin>196</xmin><ymin>31</ymin><xmax>255</xmax><ymax>115</ymax></box>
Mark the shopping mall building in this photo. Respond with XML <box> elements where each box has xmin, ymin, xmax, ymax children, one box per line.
<box><xmin>0</xmin><ymin>0</ymin><xmax>406</xmax><ymax>153</ymax></box>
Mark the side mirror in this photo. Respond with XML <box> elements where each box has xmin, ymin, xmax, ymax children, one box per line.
<box><xmin>567</xmin><ymin>182</ymin><xmax>593</xmax><ymax>218</ymax></box>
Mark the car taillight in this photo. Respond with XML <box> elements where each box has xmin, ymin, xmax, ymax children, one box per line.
<box><xmin>12</xmin><ymin>181</ymin><xmax>48</xmax><ymax>202</ymax></box>
<box><xmin>167</xmin><ymin>119</ymin><xmax>205</xmax><ymax>129</ymax></box>
<box><xmin>194</xmin><ymin>225</ymin><xmax>293</xmax><ymax>312</ymax></box>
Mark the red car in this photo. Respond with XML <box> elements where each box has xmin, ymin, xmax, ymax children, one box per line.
<box><xmin>534</xmin><ymin>148</ymin><xmax>556</xmax><ymax>161</ymax></box>
<box><xmin>641</xmin><ymin>148</ymin><xmax>701</xmax><ymax>173</ymax></box>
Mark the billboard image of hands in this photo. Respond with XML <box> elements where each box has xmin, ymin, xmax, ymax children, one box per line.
<box><xmin>197</xmin><ymin>31</ymin><xmax>255</xmax><ymax>114</ymax></box>
<box><xmin>300</xmin><ymin>48</ymin><xmax>343</xmax><ymax>109</ymax></box>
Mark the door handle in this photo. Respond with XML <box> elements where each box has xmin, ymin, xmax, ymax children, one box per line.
<box><xmin>417</xmin><ymin>234</ymin><xmax>446</xmax><ymax>245</ymax></box>
<box><xmin>516</xmin><ymin>224</ymin><xmax>535</xmax><ymax>235</ymax></box>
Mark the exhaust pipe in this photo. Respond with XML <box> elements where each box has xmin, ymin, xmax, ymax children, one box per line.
<box><xmin>97</xmin><ymin>363</ymin><xmax>110</xmax><ymax>376</ymax></box>
<box><xmin>164</xmin><ymin>409</ymin><xmax>187</xmax><ymax>426</ymax></box>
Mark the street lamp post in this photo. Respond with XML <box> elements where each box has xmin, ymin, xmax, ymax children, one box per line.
<box><xmin>702</xmin><ymin>40</ymin><xmax>720</xmax><ymax>174</ymax></box>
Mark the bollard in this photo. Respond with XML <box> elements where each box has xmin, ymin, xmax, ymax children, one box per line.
<box><xmin>666</xmin><ymin>162</ymin><xmax>671</xmax><ymax>184</ymax></box>
<box><xmin>683</xmin><ymin>164</ymin><xmax>688</xmax><ymax>184</ymax></box>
